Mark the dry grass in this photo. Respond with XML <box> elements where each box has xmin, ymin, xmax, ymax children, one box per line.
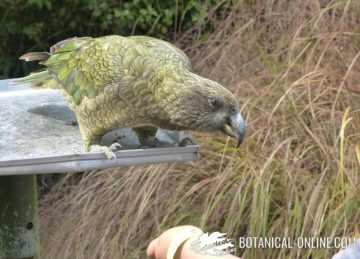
<box><xmin>39</xmin><ymin>1</ymin><xmax>360</xmax><ymax>258</ymax></box>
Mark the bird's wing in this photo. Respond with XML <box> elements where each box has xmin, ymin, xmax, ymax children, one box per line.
<box><xmin>128</xmin><ymin>36</ymin><xmax>192</xmax><ymax>71</ymax></box>
<box><xmin>44</xmin><ymin>36</ymin><xmax>125</xmax><ymax>105</ymax></box>
<box><xmin>112</xmin><ymin>36</ymin><xmax>194</xmax><ymax>119</ymax></box>
<box><xmin>43</xmin><ymin>35</ymin><xmax>192</xmax><ymax>110</ymax></box>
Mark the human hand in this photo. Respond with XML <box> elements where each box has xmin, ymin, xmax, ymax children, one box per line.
<box><xmin>147</xmin><ymin>225</ymin><xmax>241</xmax><ymax>259</ymax></box>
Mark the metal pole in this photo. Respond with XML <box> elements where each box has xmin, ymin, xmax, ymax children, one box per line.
<box><xmin>0</xmin><ymin>175</ymin><xmax>39</xmax><ymax>259</ymax></box>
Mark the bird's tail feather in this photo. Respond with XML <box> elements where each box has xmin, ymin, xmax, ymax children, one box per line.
<box><xmin>19</xmin><ymin>52</ymin><xmax>50</xmax><ymax>62</ymax></box>
<box><xmin>11</xmin><ymin>70</ymin><xmax>53</xmax><ymax>86</ymax></box>
<box><xmin>11</xmin><ymin>51</ymin><xmax>55</xmax><ymax>87</ymax></box>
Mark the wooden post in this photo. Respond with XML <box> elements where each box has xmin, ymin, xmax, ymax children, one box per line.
<box><xmin>0</xmin><ymin>175</ymin><xmax>39</xmax><ymax>258</ymax></box>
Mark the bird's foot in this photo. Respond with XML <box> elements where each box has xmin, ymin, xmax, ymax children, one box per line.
<box><xmin>179</xmin><ymin>137</ymin><xmax>195</xmax><ymax>147</ymax></box>
<box><xmin>109</xmin><ymin>143</ymin><xmax>122</xmax><ymax>151</ymax></box>
<box><xmin>89</xmin><ymin>143</ymin><xmax>122</xmax><ymax>160</ymax></box>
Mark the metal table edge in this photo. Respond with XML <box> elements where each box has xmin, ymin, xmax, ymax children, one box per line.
<box><xmin>0</xmin><ymin>145</ymin><xmax>199</xmax><ymax>175</ymax></box>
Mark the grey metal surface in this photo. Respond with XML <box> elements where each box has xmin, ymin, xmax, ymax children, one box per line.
<box><xmin>0</xmin><ymin>80</ymin><xmax>199</xmax><ymax>175</ymax></box>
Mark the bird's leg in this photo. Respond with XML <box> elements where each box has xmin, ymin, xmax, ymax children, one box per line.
<box><xmin>89</xmin><ymin>144</ymin><xmax>122</xmax><ymax>160</ymax></box>
<box><xmin>132</xmin><ymin>126</ymin><xmax>160</xmax><ymax>148</ymax></box>
<box><xmin>83</xmin><ymin>134</ymin><xmax>122</xmax><ymax>160</ymax></box>
<box><xmin>77</xmin><ymin>119</ymin><xmax>122</xmax><ymax>159</ymax></box>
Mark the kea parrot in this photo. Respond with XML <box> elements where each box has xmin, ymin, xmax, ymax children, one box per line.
<box><xmin>14</xmin><ymin>35</ymin><xmax>245</xmax><ymax>159</ymax></box>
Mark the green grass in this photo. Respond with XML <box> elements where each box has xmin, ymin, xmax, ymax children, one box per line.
<box><xmin>39</xmin><ymin>0</ymin><xmax>360</xmax><ymax>258</ymax></box>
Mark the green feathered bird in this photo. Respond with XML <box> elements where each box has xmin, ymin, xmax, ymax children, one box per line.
<box><xmin>14</xmin><ymin>35</ymin><xmax>245</xmax><ymax>159</ymax></box>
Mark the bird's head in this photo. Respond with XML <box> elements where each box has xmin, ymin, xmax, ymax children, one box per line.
<box><xmin>165</xmin><ymin>73</ymin><xmax>245</xmax><ymax>148</ymax></box>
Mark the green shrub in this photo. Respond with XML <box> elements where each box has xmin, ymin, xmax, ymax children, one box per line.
<box><xmin>0</xmin><ymin>0</ymin><xmax>221</xmax><ymax>79</ymax></box>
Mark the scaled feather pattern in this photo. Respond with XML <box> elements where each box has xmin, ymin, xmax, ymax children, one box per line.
<box><xmin>15</xmin><ymin>35</ymin><xmax>245</xmax><ymax>158</ymax></box>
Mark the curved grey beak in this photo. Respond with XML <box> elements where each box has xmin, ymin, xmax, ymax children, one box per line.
<box><xmin>222</xmin><ymin>112</ymin><xmax>245</xmax><ymax>148</ymax></box>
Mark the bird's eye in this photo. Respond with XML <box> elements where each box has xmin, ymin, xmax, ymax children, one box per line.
<box><xmin>230</xmin><ymin>107</ymin><xmax>237</xmax><ymax>114</ymax></box>
<box><xmin>208</xmin><ymin>98</ymin><xmax>221</xmax><ymax>108</ymax></box>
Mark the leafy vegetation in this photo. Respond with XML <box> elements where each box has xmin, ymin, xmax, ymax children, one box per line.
<box><xmin>0</xmin><ymin>0</ymin><xmax>221</xmax><ymax>79</ymax></box>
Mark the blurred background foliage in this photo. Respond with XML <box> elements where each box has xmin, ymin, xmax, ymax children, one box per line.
<box><xmin>0</xmin><ymin>0</ymin><xmax>223</xmax><ymax>79</ymax></box>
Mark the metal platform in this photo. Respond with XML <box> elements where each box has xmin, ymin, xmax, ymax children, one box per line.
<box><xmin>0</xmin><ymin>79</ymin><xmax>199</xmax><ymax>175</ymax></box>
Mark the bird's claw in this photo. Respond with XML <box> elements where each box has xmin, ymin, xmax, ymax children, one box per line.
<box><xmin>109</xmin><ymin>143</ymin><xmax>122</xmax><ymax>151</ymax></box>
<box><xmin>89</xmin><ymin>144</ymin><xmax>122</xmax><ymax>160</ymax></box>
